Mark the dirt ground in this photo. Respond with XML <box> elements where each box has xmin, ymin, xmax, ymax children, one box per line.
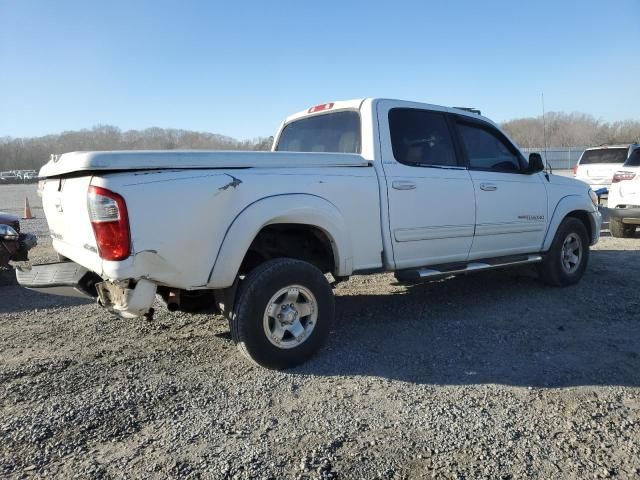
<box><xmin>1</xmin><ymin>184</ymin><xmax>639</xmax><ymax>479</ymax></box>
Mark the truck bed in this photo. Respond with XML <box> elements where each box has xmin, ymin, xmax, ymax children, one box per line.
<box><xmin>40</xmin><ymin>150</ymin><xmax>370</xmax><ymax>177</ymax></box>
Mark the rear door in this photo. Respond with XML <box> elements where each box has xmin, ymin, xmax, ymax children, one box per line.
<box><xmin>452</xmin><ymin>117</ymin><xmax>548</xmax><ymax>258</ymax></box>
<box><xmin>377</xmin><ymin>102</ymin><xmax>475</xmax><ymax>269</ymax></box>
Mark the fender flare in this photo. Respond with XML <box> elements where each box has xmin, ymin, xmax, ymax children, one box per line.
<box><xmin>542</xmin><ymin>194</ymin><xmax>597</xmax><ymax>251</ymax></box>
<box><xmin>207</xmin><ymin>194</ymin><xmax>352</xmax><ymax>288</ymax></box>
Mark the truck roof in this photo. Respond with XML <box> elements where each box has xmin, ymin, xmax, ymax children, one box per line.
<box><xmin>284</xmin><ymin>98</ymin><xmax>497</xmax><ymax>127</ymax></box>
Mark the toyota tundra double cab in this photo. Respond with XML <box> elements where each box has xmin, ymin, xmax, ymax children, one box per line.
<box><xmin>18</xmin><ymin>98</ymin><xmax>602</xmax><ymax>369</ymax></box>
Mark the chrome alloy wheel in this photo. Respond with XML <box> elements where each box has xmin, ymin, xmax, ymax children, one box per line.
<box><xmin>263</xmin><ymin>285</ymin><xmax>318</xmax><ymax>349</ymax></box>
<box><xmin>561</xmin><ymin>232</ymin><xmax>583</xmax><ymax>274</ymax></box>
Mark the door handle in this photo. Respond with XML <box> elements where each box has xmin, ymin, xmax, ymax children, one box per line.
<box><xmin>480</xmin><ymin>183</ymin><xmax>497</xmax><ymax>191</ymax></box>
<box><xmin>392</xmin><ymin>181</ymin><xmax>417</xmax><ymax>190</ymax></box>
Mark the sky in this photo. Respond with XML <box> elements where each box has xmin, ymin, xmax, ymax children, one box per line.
<box><xmin>1</xmin><ymin>0</ymin><xmax>639</xmax><ymax>140</ymax></box>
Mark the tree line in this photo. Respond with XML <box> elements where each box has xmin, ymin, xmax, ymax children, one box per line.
<box><xmin>501</xmin><ymin>112</ymin><xmax>640</xmax><ymax>148</ymax></box>
<box><xmin>0</xmin><ymin>125</ymin><xmax>274</xmax><ymax>171</ymax></box>
<box><xmin>2</xmin><ymin>112</ymin><xmax>639</xmax><ymax>170</ymax></box>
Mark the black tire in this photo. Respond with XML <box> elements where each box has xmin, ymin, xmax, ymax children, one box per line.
<box><xmin>230</xmin><ymin>258</ymin><xmax>334</xmax><ymax>369</ymax></box>
<box><xmin>539</xmin><ymin>217</ymin><xmax>590</xmax><ymax>286</ymax></box>
<box><xmin>609</xmin><ymin>218</ymin><xmax>636</xmax><ymax>238</ymax></box>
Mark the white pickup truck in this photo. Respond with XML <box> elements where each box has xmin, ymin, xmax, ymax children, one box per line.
<box><xmin>19</xmin><ymin>98</ymin><xmax>602</xmax><ymax>369</ymax></box>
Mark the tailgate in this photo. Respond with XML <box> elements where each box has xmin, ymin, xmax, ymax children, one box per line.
<box><xmin>584</xmin><ymin>164</ymin><xmax>619</xmax><ymax>182</ymax></box>
<box><xmin>42</xmin><ymin>176</ymin><xmax>102</xmax><ymax>272</ymax></box>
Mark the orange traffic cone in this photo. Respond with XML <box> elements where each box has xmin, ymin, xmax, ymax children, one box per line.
<box><xmin>23</xmin><ymin>197</ymin><xmax>34</xmax><ymax>219</ymax></box>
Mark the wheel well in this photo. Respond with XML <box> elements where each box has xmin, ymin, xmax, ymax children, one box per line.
<box><xmin>239</xmin><ymin>224</ymin><xmax>336</xmax><ymax>275</ymax></box>
<box><xmin>566</xmin><ymin>210</ymin><xmax>592</xmax><ymax>241</ymax></box>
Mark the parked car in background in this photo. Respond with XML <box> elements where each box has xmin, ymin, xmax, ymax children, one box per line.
<box><xmin>574</xmin><ymin>144</ymin><xmax>637</xmax><ymax>191</ymax></box>
<box><xmin>21</xmin><ymin>170</ymin><xmax>39</xmax><ymax>183</ymax></box>
<box><xmin>0</xmin><ymin>212</ymin><xmax>37</xmax><ymax>268</ymax></box>
<box><xmin>0</xmin><ymin>170</ymin><xmax>39</xmax><ymax>183</ymax></box>
<box><xmin>0</xmin><ymin>171</ymin><xmax>20</xmax><ymax>184</ymax></box>
<box><xmin>608</xmin><ymin>144</ymin><xmax>640</xmax><ymax>237</ymax></box>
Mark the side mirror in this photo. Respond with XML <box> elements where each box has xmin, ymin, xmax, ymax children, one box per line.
<box><xmin>528</xmin><ymin>153</ymin><xmax>545</xmax><ymax>173</ymax></box>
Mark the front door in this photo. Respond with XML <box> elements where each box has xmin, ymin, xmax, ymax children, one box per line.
<box><xmin>453</xmin><ymin>119</ymin><xmax>548</xmax><ymax>259</ymax></box>
<box><xmin>378</xmin><ymin>103</ymin><xmax>476</xmax><ymax>269</ymax></box>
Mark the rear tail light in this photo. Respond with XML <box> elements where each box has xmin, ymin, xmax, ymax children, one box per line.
<box><xmin>572</xmin><ymin>165</ymin><xmax>578</xmax><ymax>176</ymax></box>
<box><xmin>612</xmin><ymin>171</ymin><xmax>636</xmax><ymax>183</ymax></box>
<box><xmin>87</xmin><ymin>186</ymin><xmax>130</xmax><ymax>261</ymax></box>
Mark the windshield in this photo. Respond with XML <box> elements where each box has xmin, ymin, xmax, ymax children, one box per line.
<box><xmin>579</xmin><ymin>148</ymin><xmax>628</xmax><ymax>165</ymax></box>
<box><xmin>623</xmin><ymin>148</ymin><xmax>640</xmax><ymax>167</ymax></box>
<box><xmin>276</xmin><ymin>111</ymin><xmax>361</xmax><ymax>153</ymax></box>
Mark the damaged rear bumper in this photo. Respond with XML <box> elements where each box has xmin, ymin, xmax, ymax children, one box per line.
<box><xmin>16</xmin><ymin>261</ymin><xmax>156</xmax><ymax>319</ymax></box>
<box><xmin>95</xmin><ymin>279</ymin><xmax>157</xmax><ymax>319</ymax></box>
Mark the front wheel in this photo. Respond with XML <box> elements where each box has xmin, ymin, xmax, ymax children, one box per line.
<box><xmin>230</xmin><ymin>258</ymin><xmax>334</xmax><ymax>369</ymax></box>
<box><xmin>539</xmin><ymin>217</ymin><xmax>590</xmax><ymax>286</ymax></box>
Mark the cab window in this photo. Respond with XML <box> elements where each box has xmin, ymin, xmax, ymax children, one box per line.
<box><xmin>457</xmin><ymin>122</ymin><xmax>523</xmax><ymax>172</ymax></box>
<box><xmin>276</xmin><ymin>111</ymin><xmax>361</xmax><ymax>153</ymax></box>
<box><xmin>388</xmin><ymin>109</ymin><xmax>459</xmax><ymax>167</ymax></box>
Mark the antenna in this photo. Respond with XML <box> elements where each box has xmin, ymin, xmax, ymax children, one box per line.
<box><xmin>541</xmin><ymin>93</ymin><xmax>552</xmax><ymax>176</ymax></box>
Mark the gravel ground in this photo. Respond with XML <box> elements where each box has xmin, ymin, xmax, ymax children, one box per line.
<box><xmin>1</xmin><ymin>184</ymin><xmax>639</xmax><ymax>479</ymax></box>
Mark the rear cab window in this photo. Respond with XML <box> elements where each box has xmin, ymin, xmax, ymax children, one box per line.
<box><xmin>579</xmin><ymin>148</ymin><xmax>628</xmax><ymax>165</ymax></box>
<box><xmin>275</xmin><ymin>111</ymin><xmax>361</xmax><ymax>153</ymax></box>
<box><xmin>388</xmin><ymin>108</ymin><xmax>459</xmax><ymax>167</ymax></box>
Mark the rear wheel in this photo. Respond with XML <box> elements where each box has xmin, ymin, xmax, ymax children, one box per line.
<box><xmin>539</xmin><ymin>217</ymin><xmax>589</xmax><ymax>286</ymax></box>
<box><xmin>609</xmin><ymin>218</ymin><xmax>636</xmax><ymax>238</ymax></box>
<box><xmin>230</xmin><ymin>258</ymin><xmax>334</xmax><ymax>369</ymax></box>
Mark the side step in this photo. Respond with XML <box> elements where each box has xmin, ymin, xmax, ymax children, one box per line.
<box><xmin>395</xmin><ymin>254</ymin><xmax>543</xmax><ymax>283</ymax></box>
<box><xmin>16</xmin><ymin>261</ymin><xmax>100</xmax><ymax>298</ymax></box>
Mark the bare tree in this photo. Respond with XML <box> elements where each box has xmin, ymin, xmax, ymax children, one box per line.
<box><xmin>0</xmin><ymin>126</ymin><xmax>273</xmax><ymax>170</ymax></box>
<box><xmin>501</xmin><ymin>112</ymin><xmax>640</xmax><ymax>148</ymax></box>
